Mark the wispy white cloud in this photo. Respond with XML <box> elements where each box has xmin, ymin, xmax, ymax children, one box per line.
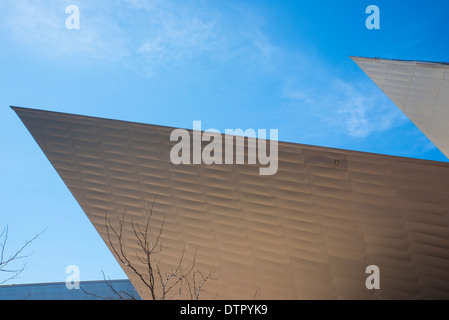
<box><xmin>0</xmin><ymin>0</ymin><xmax>407</xmax><ymax>140</ymax></box>
<box><xmin>334</xmin><ymin>80</ymin><xmax>388</xmax><ymax>138</ymax></box>
<box><xmin>283</xmin><ymin>88</ymin><xmax>314</xmax><ymax>105</ymax></box>
<box><xmin>131</xmin><ymin>2</ymin><xmax>223</xmax><ymax>76</ymax></box>
<box><xmin>0</xmin><ymin>1</ymin><xmax>266</xmax><ymax>73</ymax></box>
<box><xmin>272</xmin><ymin>51</ymin><xmax>407</xmax><ymax>139</ymax></box>
<box><xmin>0</xmin><ymin>0</ymin><xmax>130</xmax><ymax>61</ymax></box>
<box><xmin>284</xmin><ymin>75</ymin><xmax>407</xmax><ymax>139</ymax></box>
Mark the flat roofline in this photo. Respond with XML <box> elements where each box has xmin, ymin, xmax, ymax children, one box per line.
<box><xmin>0</xmin><ymin>279</ymin><xmax>131</xmax><ymax>288</ymax></box>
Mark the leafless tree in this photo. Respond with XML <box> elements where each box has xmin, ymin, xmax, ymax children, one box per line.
<box><xmin>80</xmin><ymin>270</ymin><xmax>139</xmax><ymax>300</ymax></box>
<box><xmin>0</xmin><ymin>225</ymin><xmax>46</xmax><ymax>284</ymax></box>
<box><xmin>103</xmin><ymin>200</ymin><xmax>217</xmax><ymax>300</ymax></box>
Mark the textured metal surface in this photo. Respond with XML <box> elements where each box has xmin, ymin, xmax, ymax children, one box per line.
<box><xmin>351</xmin><ymin>56</ymin><xmax>449</xmax><ymax>159</ymax></box>
<box><xmin>13</xmin><ymin>106</ymin><xmax>449</xmax><ymax>300</ymax></box>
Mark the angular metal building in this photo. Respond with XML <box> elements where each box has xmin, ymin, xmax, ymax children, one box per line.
<box><xmin>351</xmin><ymin>56</ymin><xmax>449</xmax><ymax>159</ymax></box>
<box><xmin>12</xmin><ymin>103</ymin><xmax>449</xmax><ymax>300</ymax></box>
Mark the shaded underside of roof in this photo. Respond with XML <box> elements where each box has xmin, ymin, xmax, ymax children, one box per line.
<box><xmin>351</xmin><ymin>56</ymin><xmax>449</xmax><ymax>160</ymax></box>
<box><xmin>13</xmin><ymin>106</ymin><xmax>449</xmax><ymax>300</ymax></box>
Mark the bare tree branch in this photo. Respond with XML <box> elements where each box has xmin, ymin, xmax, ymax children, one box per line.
<box><xmin>0</xmin><ymin>225</ymin><xmax>46</xmax><ymax>284</ymax></box>
<box><xmin>103</xmin><ymin>197</ymin><xmax>217</xmax><ymax>300</ymax></box>
<box><xmin>80</xmin><ymin>271</ymin><xmax>139</xmax><ymax>300</ymax></box>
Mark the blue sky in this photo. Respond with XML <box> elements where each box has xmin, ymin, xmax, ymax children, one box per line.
<box><xmin>1</xmin><ymin>0</ymin><xmax>449</xmax><ymax>284</ymax></box>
